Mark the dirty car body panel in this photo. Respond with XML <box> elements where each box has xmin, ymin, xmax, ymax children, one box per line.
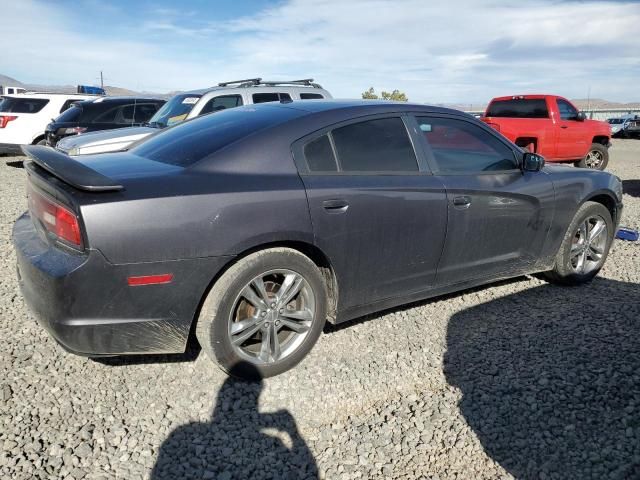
<box><xmin>12</xmin><ymin>101</ymin><xmax>623</xmax><ymax>356</ymax></box>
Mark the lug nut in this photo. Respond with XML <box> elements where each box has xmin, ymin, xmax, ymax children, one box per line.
<box><xmin>279</xmin><ymin>308</ymin><xmax>284</xmax><ymax>314</ymax></box>
<box><xmin>275</xmin><ymin>320</ymin><xmax>280</xmax><ymax>327</ymax></box>
<box><xmin>270</xmin><ymin>302</ymin><xmax>276</xmax><ymax>308</ymax></box>
<box><xmin>261</xmin><ymin>312</ymin><xmax>266</xmax><ymax>317</ymax></box>
<box><xmin>263</xmin><ymin>322</ymin><xmax>270</xmax><ymax>328</ymax></box>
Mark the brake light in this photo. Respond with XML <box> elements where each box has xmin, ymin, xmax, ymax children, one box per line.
<box><xmin>0</xmin><ymin>115</ymin><xmax>17</xmax><ymax>128</ymax></box>
<box><xmin>27</xmin><ymin>184</ymin><xmax>83</xmax><ymax>248</ymax></box>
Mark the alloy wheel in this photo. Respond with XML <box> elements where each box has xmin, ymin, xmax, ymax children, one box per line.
<box><xmin>228</xmin><ymin>269</ymin><xmax>316</xmax><ymax>365</ymax></box>
<box><xmin>584</xmin><ymin>150</ymin><xmax>603</xmax><ymax>169</ymax></box>
<box><xmin>570</xmin><ymin>215</ymin><xmax>608</xmax><ymax>274</ymax></box>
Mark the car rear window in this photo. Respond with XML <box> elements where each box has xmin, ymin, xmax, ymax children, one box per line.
<box><xmin>131</xmin><ymin>104</ymin><xmax>304</xmax><ymax>167</ymax></box>
<box><xmin>486</xmin><ymin>99</ymin><xmax>549</xmax><ymax>118</ymax></box>
<box><xmin>55</xmin><ymin>105</ymin><xmax>83</xmax><ymax>122</ymax></box>
<box><xmin>300</xmin><ymin>93</ymin><xmax>324</xmax><ymax>100</ymax></box>
<box><xmin>0</xmin><ymin>97</ymin><xmax>49</xmax><ymax>113</ymax></box>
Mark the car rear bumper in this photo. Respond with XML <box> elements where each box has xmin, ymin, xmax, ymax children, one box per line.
<box><xmin>13</xmin><ymin>212</ymin><xmax>230</xmax><ymax>356</ymax></box>
<box><xmin>0</xmin><ymin>143</ymin><xmax>24</xmax><ymax>155</ymax></box>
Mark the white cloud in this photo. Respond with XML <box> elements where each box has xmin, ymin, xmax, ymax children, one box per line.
<box><xmin>0</xmin><ymin>0</ymin><xmax>638</xmax><ymax>102</ymax></box>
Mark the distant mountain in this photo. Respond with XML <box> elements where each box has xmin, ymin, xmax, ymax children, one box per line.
<box><xmin>0</xmin><ymin>73</ymin><xmax>25</xmax><ymax>87</ymax></box>
<box><xmin>0</xmin><ymin>73</ymin><xmax>170</xmax><ymax>98</ymax></box>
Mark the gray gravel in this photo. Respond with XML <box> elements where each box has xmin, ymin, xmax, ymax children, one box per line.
<box><xmin>1</xmin><ymin>140</ymin><xmax>639</xmax><ymax>479</ymax></box>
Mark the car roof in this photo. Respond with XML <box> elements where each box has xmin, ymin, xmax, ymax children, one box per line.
<box><xmin>78</xmin><ymin>96</ymin><xmax>165</xmax><ymax>105</ymax></box>
<box><xmin>266</xmin><ymin>99</ymin><xmax>464</xmax><ymax>116</ymax></box>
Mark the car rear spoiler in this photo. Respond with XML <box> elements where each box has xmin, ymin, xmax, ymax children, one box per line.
<box><xmin>21</xmin><ymin>145</ymin><xmax>124</xmax><ymax>192</ymax></box>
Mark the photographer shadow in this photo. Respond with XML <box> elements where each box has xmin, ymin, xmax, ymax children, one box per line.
<box><xmin>444</xmin><ymin>277</ymin><xmax>640</xmax><ymax>479</ymax></box>
<box><xmin>150</xmin><ymin>363</ymin><xmax>318</xmax><ymax>480</ymax></box>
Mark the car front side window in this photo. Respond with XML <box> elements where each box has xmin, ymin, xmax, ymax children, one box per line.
<box><xmin>416</xmin><ymin>116</ymin><xmax>517</xmax><ymax>174</ymax></box>
<box><xmin>557</xmin><ymin>99</ymin><xmax>579</xmax><ymax>121</ymax></box>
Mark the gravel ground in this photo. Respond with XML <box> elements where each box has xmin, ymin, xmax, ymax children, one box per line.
<box><xmin>1</xmin><ymin>140</ymin><xmax>639</xmax><ymax>480</ymax></box>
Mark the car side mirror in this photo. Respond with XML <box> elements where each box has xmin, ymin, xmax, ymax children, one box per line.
<box><xmin>523</xmin><ymin>152</ymin><xmax>545</xmax><ymax>172</ymax></box>
<box><xmin>576</xmin><ymin>112</ymin><xmax>587</xmax><ymax>121</ymax></box>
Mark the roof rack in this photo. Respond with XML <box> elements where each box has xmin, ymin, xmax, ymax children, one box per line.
<box><xmin>218</xmin><ymin>78</ymin><xmax>262</xmax><ymax>87</ymax></box>
<box><xmin>217</xmin><ymin>78</ymin><xmax>322</xmax><ymax>89</ymax></box>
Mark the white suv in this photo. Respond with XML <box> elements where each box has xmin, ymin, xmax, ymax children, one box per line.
<box><xmin>0</xmin><ymin>93</ymin><xmax>94</xmax><ymax>154</ymax></box>
<box><xmin>57</xmin><ymin>78</ymin><xmax>333</xmax><ymax>156</ymax></box>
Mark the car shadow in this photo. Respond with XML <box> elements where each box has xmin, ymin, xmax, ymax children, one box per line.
<box><xmin>443</xmin><ymin>278</ymin><xmax>640</xmax><ymax>479</ymax></box>
<box><xmin>622</xmin><ymin>180</ymin><xmax>640</xmax><ymax>198</ymax></box>
<box><xmin>92</xmin><ymin>338</ymin><xmax>201</xmax><ymax>366</ymax></box>
<box><xmin>150</xmin><ymin>362</ymin><xmax>318</xmax><ymax>480</ymax></box>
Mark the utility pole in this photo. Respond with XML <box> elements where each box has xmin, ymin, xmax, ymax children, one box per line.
<box><xmin>100</xmin><ymin>71</ymin><xmax>104</xmax><ymax>89</ymax></box>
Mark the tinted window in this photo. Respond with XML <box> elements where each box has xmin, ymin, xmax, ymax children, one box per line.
<box><xmin>608</xmin><ymin>119</ymin><xmax>623</xmax><ymax>124</ymax></box>
<box><xmin>252</xmin><ymin>93</ymin><xmax>280</xmax><ymax>104</ymax></box>
<box><xmin>300</xmin><ymin>93</ymin><xmax>324</xmax><ymax>100</ymax></box>
<box><xmin>417</xmin><ymin>117</ymin><xmax>516</xmax><ymax>174</ymax></box>
<box><xmin>486</xmin><ymin>99</ymin><xmax>548</xmax><ymax>118</ymax></box>
<box><xmin>92</xmin><ymin>105</ymin><xmax>120</xmax><ymax>123</ymax></box>
<box><xmin>331</xmin><ymin>118</ymin><xmax>418</xmax><ymax>172</ymax></box>
<box><xmin>304</xmin><ymin>135</ymin><xmax>337</xmax><ymax>172</ymax></box>
<box><xmin>134</xmin><ymin>103</ymin><xmax>162</xmax><ymax>123</ymax></box>
<box><xmin>55</xmin><ymin>105</ymin><xmax>82</xmax><ymax>122</ymax></box>
<box><xmin>557</xmin><ymin>99</ymin><xmax>578</xmax><ymax>120</ymax></box>
<box><xmin>199</xmin><ymin>95</ymin><xmax>243</xmax><ymax>116</ymax></box>
<box><xmin>279</xmin><ymin>93</ymin><xmax>292</xmax><ymax>101</ymax></box>
<box><xmin>132</xmin><ymin>105</ymin><xmax>304</xmax><ymax>167</ymax></box>
<box><xmin>0</xmin><ymin>97</ymin><xmax>49</xmax><ymax>113</ymax></box>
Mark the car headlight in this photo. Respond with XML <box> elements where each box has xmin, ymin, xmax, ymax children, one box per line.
<box><xmin>67</xmin><ymin>147</ymin><xmax>80</xmax><ymax>156</ymax></box>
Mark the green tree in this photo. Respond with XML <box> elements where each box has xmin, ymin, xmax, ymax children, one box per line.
<box><xmin>361</xmin><ymin>87</ymin><xmax>408</xmax><ymax>102</ymax></box>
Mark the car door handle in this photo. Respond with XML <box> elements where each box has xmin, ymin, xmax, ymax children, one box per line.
<box><xmin>560</xmin><ymin>125</ymin><xmax>568</xmax><ymax>129</ymax></box>
<box><xmin>453</xmin><ymin>196</ymin><xmax>471</xmax><ymax>209</ymax></box>
<box><xmin>322</xmin><ymin>199</ymin><xmax>349</xmax><ymax>213</ymax></box>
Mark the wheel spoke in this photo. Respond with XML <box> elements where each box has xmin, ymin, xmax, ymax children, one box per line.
<box><xmin>590</xmin><ymin>243</ymin><xmax>604</xmax><ymax>255</ymax></box>
<box><xmin>252</xmin><ymin>277</ymin><xmax>271</xmax><ymax>305</ymax></box>
<box><xmin>240</xmin><ymin>285</ymin><xmax>268</xmax><ymax>310</ymax></box>
<box><xmin>279</xmin><ymin>318</ymin><xmax>311</xmax><ymax>334</ymax></box>
<box><xmin>231</xmin><ymin>319</ymin><xmax>262</xmax><ymax>346</ymax></box>
<box><xmin>277</xmin><ymin>273</ymin><xmax>303</xmax><ymax>307</ymax></box>
<box><xmin>588</xmin><ymin>220</ymin><xmax>606</xmax><ymax>242</ymax></box>
<box><xmin>258</xmin><ymin>324</ymin><xmax>281</xmax><ymax>362</ymax></box>
<box><xmin>579</xmin><ymin>250</ymin><xmax>588</xmax><ymax>273</ymax></box>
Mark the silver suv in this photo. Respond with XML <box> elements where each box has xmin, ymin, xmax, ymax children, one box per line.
<box><xmin>56</xmin><ymin>79</ymin><xmax>332</xmax><ymax>156</ymax></box>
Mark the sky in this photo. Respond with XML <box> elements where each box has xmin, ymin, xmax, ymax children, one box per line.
<box><xmin>1</xmin><ymin>0</ymin><xmax>639</xmax><ymax>104</ymax></box>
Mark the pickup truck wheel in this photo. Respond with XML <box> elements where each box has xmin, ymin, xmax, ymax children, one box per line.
<box><xmin>195</xmin><ymin>248</ymin><xmax>328</xmax><ymax>379</ymax></box>
<box><xmin>574</xmin><ymin>143</ymin><xmax>608</xmax><ymax>170</ymax></box>
<box><xmin>542</xmin><ymin>201</ymin><xmax>613</xmax><ymax>286</ymax></box>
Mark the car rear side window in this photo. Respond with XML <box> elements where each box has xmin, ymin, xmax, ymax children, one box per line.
<box><xmin>59</xmin><ymin>99</ymin><xmax>79</xmax><ymax>113</ymax></box>
<box><xmin>56</xmin><ymin>105</ymin><xmax>82</xmax><ymax>122</ymax></box>
<box><xmin>300</xmin><ymin>93</ymin><xmax>324</xmax><ymax>100</ymax></box>
<box><xmin>0</xmin><ymin>97</ymin><xmax>49</xmax><ymax>113</ymax></box>
<box><xmin>486</xmin><ymin>99</ymin><xmax>548</xmax><ymax>118</ymax></box>
<box><xmin>330</xmin><ymin>117</ymin><xmax>418</xmax><ymax>172</ymax></box>
<box><xmin>304</xmin><ymin>135</ymin><xmax>337</xmax><ymax>172</ymax></box>
<box><xmin>134</xmin><ymin>103</ymin><xmax>162</xmax><ymax>123</ymax></box>
<box><xmin>252</xmin><ymin>93</ymin><xmax>291</xmax><ymax>104</ymax></box>
<box><xmin>417</xmin><ymin>116</ymin><xmax>517</xmax><ymax>174</ymax></box>
<box><xmin>131</xmin><ymin>105</ymin><xmax>304</xmax><ymax>167</ymax></box>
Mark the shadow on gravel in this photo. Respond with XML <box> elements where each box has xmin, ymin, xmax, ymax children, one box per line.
<box><xmin>444</xmin><ymin>278</ymin><xmax>640</xmax><ymax>479</ymax></box>
<box><xmin>151</xmin><ymin>362</ymin><xmax>318</xmax><ymax>480</ymax></box>
<box><xmin>622</xmin><ymin>180</ymin><xmax>640</xmax><ymax>198</ymax></box>
<box><xmin>5</xmin><ymin>160</ymin><xmax>23</xmax><ymax>169</ymax></box>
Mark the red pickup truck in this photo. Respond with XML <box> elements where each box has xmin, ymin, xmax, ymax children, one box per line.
<box><xmin>481</xmin><ymin>95</ymin><xmax>611</xmax><ymax>170</ymax></box>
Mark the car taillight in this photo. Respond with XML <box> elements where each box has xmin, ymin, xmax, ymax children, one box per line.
<box><xmin>0</xmin><ymin>115</ymin><xmax>17</xmax><ymax>128</ymax></box>
<box><xmin>28</xmin><ymin>184</ymin><xmax>83</xmax><ymax>248</ymax></box>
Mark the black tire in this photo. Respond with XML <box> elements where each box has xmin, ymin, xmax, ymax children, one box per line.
<box><xmin>542</xmin><ymin>201</ymin><xmax>614</xmax><ymax>286</ymax></box>
<box><xmin>196</xmin><ymin>248</ymin><xmax>327</xmax><ymax>379</ymax></box>
<box><xmin>574</xmin><ymin>143</ymin><xmax>609</xmax><ymax>170</ymax></box>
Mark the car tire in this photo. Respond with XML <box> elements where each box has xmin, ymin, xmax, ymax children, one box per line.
<box><xmin>542</xmin><ymin>201</ymin><xmax>614</xmax><ymax>286</ymax></box>
<box><xmin>574</xmin><ymin>143</ymin><xmax>608</xmax><ymax>170</ymax></box>
<box><xmin>196</xmin><ymin>247</ymin><xmax>328</xmax><ymax>379</ymax></box>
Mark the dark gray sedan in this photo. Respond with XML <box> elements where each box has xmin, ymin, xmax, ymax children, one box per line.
<box><xmin>13</xmin><ymin>101</ymin><xmax>623</xmax><ymax>378</ymax></box>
